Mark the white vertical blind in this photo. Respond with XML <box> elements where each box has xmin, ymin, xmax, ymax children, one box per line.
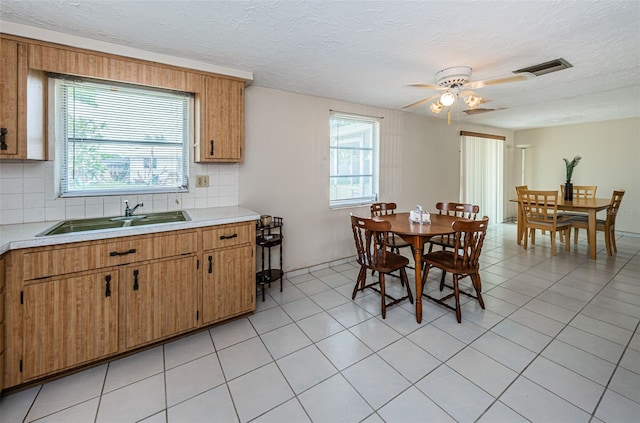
<box><xmin>54</xmin><ymin>75</ymin><xmax>191</xmax><ymax>196</ymax></box>
<box><xmin>460</xmin><ymin>133</ymin><xmax>504</xmax><ymax>225</ymax></box>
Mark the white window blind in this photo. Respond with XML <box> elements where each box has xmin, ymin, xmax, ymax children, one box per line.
<box><xmin>53</xmin><ymin>75</ymin><xmax>191</xmax><ymax>196</ymax></box>
<box><xmin>329</xmin><ymin>112</ymin><xmax>380</xmax><ymax>208</ymax></box>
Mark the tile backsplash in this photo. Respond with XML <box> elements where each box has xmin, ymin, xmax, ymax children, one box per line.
<box><xmin>0</xmin><ymin>160</ymin><xmax>240</xmax><ymax>225</ymax></box>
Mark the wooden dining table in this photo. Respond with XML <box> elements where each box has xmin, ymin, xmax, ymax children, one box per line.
<box><xmin>372</xmin><ymin>212</ymin><xmax>461</xmax><ymax>323</ymax></box>
<box><xmin>511</xmin><ymin>197</ymin><xmax>611</xmax><ymax>260</ymax></box>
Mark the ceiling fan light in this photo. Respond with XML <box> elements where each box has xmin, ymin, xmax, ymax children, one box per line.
<box><xmin>464</xmin><ymin>95</ymin><xmax>482</xmax><ymax>109</ymax></box>
<box><xmin>430</xmin><ymin>101</ymin><xmax>443</xmax><ymax>113</ymax></box>
<box><xmin>440</xmin><ymin>92</ymin><xmax>456</xmax><ymax>106</ymax></box>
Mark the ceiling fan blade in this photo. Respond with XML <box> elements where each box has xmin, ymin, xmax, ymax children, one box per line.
<box><xmin>408</xmin><ymin>83</ymin><xmax>445</xmax><ymax>90</ymax></box>
<box><xmin>463</xmin><ymin>72</ymin><xmax>534</xmax><ymax>89</ymax></box>
<box><xmin>401</xmin><ymin>94</ymin><xmax>441</xmax><ymax>109</ymax></box>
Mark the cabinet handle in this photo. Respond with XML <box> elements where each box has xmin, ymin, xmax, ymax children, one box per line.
<box><xmin>1</xmin><ymin>128</ymin><xmax>7</xmax><ymax>151</ymax></box>
<box><xmin>210</xmin><ymin>140</ymin><xmax>214</xmax><ymax>156</ymax></box>
<box><xmin>105</xmin><ymin>274</ymin><xmax>112</xmax><ymax>297</ymax></box>
<box><xmin>208</xmin><ymin>255</ymin><xmax>213</xmax><ymax>274</ymax></box>
<box><xmin>220</xmin><ymin>233</ymin><xmax>238</xmax><ymax>240</ymax></box>
<box><xmin>110</xmin><ymin>248</ymin><xmax>136</xmax><ymax>257</ymax></box>
<box><xmin>133</xmin><ymin>269</ymin><xmax>139</xmax><ymax>291</ymax></box>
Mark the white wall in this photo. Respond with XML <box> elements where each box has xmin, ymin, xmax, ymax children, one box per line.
<box><xmin>240</xmin><ymin>86</ymin><xmax>463</xmax><ymax>271</ymax></box>
<box><xmin>511</xmin><ymin>117</ymin><xmax>640</xmax><ymax>234</ymax></box>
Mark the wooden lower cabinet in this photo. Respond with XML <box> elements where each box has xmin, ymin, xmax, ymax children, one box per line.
<box><xmin>22</xmin><ymin>271</ymin><xmax>118</xmax><ymax>380</ymax></box>
<box><xmin>201</xmin><ymin>245</ymin><xmax>255</xmax><ymax>325</ymax></box>
<box><xmin>121</xmin><ymin>255</ymin><xmax>198</xmax><ymax>349</ymax></box>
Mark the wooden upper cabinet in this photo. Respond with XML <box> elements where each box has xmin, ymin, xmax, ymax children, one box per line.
<box><xmin>198</xmin><ymin>76</ymin><xmax>245</xmax><ymax>162</ymax></box>
<box><xmin>0</xmin><ymin>37</ymin><xmax>47</xmax><ymax>161</ymax></box>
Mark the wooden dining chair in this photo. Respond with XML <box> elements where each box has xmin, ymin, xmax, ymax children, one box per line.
<box><xmin>568</xmin><ymin>190</ymin><xmax>625</xmax><ymax>255</ymax></box>
<box><xmin>370</xmin><ymin>202</ymin><xmax>413</xmax><ymax>257</ymax></box>
<box><xmin>515</xmin><ymin>185</ymin><xmax>535</xmax><ymax>244</ymax></box>
<box><xmin>421</xmin><ymin>217</ymin><xmax>489</xmax><ymax>323</ymax></box>
<box><xmin>557</xmin><ymin>184</ymin><xmax>597</xmax><ymax>242</ymax></box>
<box><xmin>350</xmin><ymin>214</ymin><xmax>413</xmax><ymax>318</ymax></box>
<box><xmin>426</xmin><ymin>202</ymin><xmax>480</xmax><ymax>253</ymax></box>
<box><xmin>519</xmin><ymin>190</ymin><xmax>571</xmax><ymax>256</ymax></box>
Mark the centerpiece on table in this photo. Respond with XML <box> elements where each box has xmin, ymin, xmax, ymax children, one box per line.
<box><xmin>563</xmin><ymin>155</ymin><xmax>581</xmax><ymax>201</ymax></box>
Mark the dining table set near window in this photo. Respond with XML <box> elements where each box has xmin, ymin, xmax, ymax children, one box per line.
<box><xmin>350</xmin><ymin>202</ymin><xmax>489</xmax><ymax>324</ymax></box>
<box><xmin>512</xmin><ymin>186</ymin><xmax>625</xmax><ymax>260</ymax></box>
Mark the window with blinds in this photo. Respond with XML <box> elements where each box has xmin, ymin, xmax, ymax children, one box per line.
<box><xmin>53</xmin><ymin>75</ymin><xmax>191</xmax><ymax>197</ymax></box>
<box><xmin>329</xmin><ymin>112</ymin><xmax>380</xmax><ymax>208</ymax></box>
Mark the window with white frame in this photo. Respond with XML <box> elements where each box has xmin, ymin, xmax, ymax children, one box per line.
<box><xmin>52</xmin><ymin>75</ymin><xmax>191</xmax><ymax>197</ymax></box>
<box><xmin>329</xmin><ymin>112</ymin><xmax>379</xmax><ymax>208</ymax></box>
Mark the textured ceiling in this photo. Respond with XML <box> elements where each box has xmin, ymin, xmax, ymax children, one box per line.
<box><xmin>1</xmin><ymin>0</ymin><xmax>639</xmax><ymax>130</ymax></box>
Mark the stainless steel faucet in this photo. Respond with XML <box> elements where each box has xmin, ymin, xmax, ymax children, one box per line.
<box><xmin>124</xmin><ymin>200</ymin><xmax>144</xmax><ymax>217</ymax></box>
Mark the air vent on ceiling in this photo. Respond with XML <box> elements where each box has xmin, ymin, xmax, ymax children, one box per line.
<box><xmin>464</xmin><ymin>108</ymin><xmax>501</xmax><ymax>115</ymax></box>
<box><xmin>513</xmin><ymin>58</ymin><xmax>572</xmax><ymax>76</ymax></box>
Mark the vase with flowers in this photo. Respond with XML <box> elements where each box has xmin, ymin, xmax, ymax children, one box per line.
<box><xmin>563</xmin><ymin>155</ymin><xmax>581</xmax><ymax>201</ymax></box>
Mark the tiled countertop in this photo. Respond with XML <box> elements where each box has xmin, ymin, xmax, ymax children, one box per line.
<box><xmin>0</xmin><ymin>206</ymin><xmax>260</xmax><ymax>254</ymax></box>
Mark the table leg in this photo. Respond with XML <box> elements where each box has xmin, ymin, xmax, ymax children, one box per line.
<box><xmin>413</xmin><ymin>242</ymin><xmax>424</xmax><ymax>323</ymax></box>
<box><xmin>588</xmin><ymin>209</ymin><xmax>597</xmax><ymax>259</ymax></box>
<box><xmin>516</xmin><ymin>204</ymin><xmax>523</xmax><ymax>245</ymax></box>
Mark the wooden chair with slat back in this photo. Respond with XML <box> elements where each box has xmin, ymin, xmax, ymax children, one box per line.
<box><xmin>515</xmin><ymin>185</ymin><xmax>530</xmax><ymax>244</ymax></box>
<box><xmin>518</xmin><ymin>190</ymin><xmax>571</xmax><ymax>256</ymax></box>
<box><xmin>558</xmin><ymin>185</ymin><xmax>597</xmax><ymax>242</ymax></box>
<box><xmin>421</xmin><ymin>217</ymin><xmax>489</xmax><ymax>323</ymax></box>
<box><xmin>568</xmin><ymin>190</ymin><xmax>625</xmax><ymax>256</ymax></box>
<box><xmin>350</xmin><ymin>214</ymin><xmax>413</xmax><ymax>318</ymax></box>
<box><xmin>426</xmin><ymin>202</ymin><xmax>479</xmax><ymax>253</ymax></box>
<box><xmin>370</xmin><ymin>202</ymin><xmax>412</xmax><ymax>255</ymax></box>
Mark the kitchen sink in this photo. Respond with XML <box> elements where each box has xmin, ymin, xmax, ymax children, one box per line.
<box><xmin>38</xmin><ymin>211</ymin><xmax>190</xmax><ymax>236</ymax></box>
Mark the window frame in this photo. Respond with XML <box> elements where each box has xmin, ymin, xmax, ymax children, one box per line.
<box><xmin>329</xmin><ymin>111</ymin><xmax>380</xmax><ymax>209</ymax></box>
<box><xmin>51</xmin><ymin>74</ymin><xmax>192</xmax><ymax>198</ymax></box>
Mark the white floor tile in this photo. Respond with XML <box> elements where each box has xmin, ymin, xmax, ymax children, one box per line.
<box><xmin>276</xmin><ymin>345</ymin><xmax>338</xmax><ymax>394</ymax></box>
<box><xmin>103</xmin><ymin>346</ymin><xmax>164</xmax><ymax>393</ymax></box>
<box><xmin>316</xmin><ymin>330</ymin><xmax>373</xmax><ymax>370</ymax></box>
<box><xmin>570</xmin><ymin>314</ymin><xmax>634</xmax><ymax>346</ymax></box>
<box><xmin>501</xmin><ymin>377</ymin><xmax>591</xmax><ymax>423</ymax></box>
<box><xmin>210</xmin><ymin>317</ymin><xmax>257</xmax><ymax>350</ymax></box>
<box><xmin>378</xmin><ymin>338</ymin><xmax>441</xmax><ymax>383</ymax></box>
<box><xmin>342</xmin><ymin>354</ymin><xmax>410</xmax><ymax>409</ymax></box>
<box><xmin>491</xmin><ymin>319</ymin><xmax>552</xmax><ymax>353</ymax></box>
<box><xmin>298</xmin><ymin>374</ymin><xmax>373</xmax><ymax>423</ymax></box>
<box><xmin>164</xmin><ymin>330</ymin><xmax>215</xmax><ymax>369</ymax></box>
<box><xmin>541</xmin><ymin>339</ymin><xmax>616</xmax><ymax>385</ymax></box>
<box><xmin>167</xmin><ymin>384</ymin><xmax>238</xmax><ymax>423</ymax></box>
<box><xmin>407</xmin><ymin>324</ymin><xmax>466</xmax><ymax>361</ymax></box>
<box><xmin>296</xmin><ymin>279</ymin><xmax>332</xmax><ymax>296</ymax></box>
<box><xmin>228</xmin><ymin>363</ymin><xmax>294</xmax><ymax>422</ymax></box>
<box><xmin>446</xmin><ymin>346</ymin><xmax>518</xmax><ymax>397</ymax></box>
<box><xmin>556</xmin><ymin>326</ymin><xmax>626</xmax><ymax>363</ymax></box>
<box><xmin>416</xmin><ymin>365</ymin><xmax>494</xmax><ymax>423</ymax></box>
<box><xmin>608</xmin><ymin>366</ymin><xmax>640</xmax><ymax>404</ymax></box>
<box><xmin>309</xmin><ymin>289</ymin><xmax>350</xmax><ymax>310</ymax></box>
<box><xmin>476</xmin><ymin>401</ymin><xmax>529</xmax><ymax>423</ymax></box>
<box><xmin>350</xmin><ymin>318</ymin><xmax>402</xmax><ymax>352</ymax></box>
<box><xmin>326</xmin><ymin>301</ymin><xmax>374</xmax><ymax>328</ymax></box>
<box><xmin>249</xmin><ymin>306</ymin><xmax>293</xmax><ymax>334</ymax></box>
<box><xmin>296</xmin><ymin>312</ymin><xmax>345</xmax><ymax>342</ymax></box>
<box><xmin>523</xmin><ymin>298</ymin><xmax>577</xmax><ymax>323</ymax></box>
<box><xmin>260</xmin><ymin>322</ymin><xmax>312</xmax><ymax>359</ymax></box>
<box><xmin>377</xmin><ymin>386</ymin><xmax>455</xmax><ymax>423</ymax></box>
<box><xmin>508</xmin><ymin>307</ymin><xmax>566</xmax><ymax>337</ymax></box>
<box><xmin>432</xmin><ymin>313</ymin><xmax>488</xmax><ymax>343</ymax></box>
<box><xmin>620</xmin><ymin>347</ymin><xmax>640</xmax><ymax>374</ymax></box>
<box><xmin>26</xmin><ymin>364</ymin><xmax>107</xmax><ymax>421</ymax></box>
<box><xmin>0</xmin><ymin>385</ymin><xmax>40</xmax><ymax>423</ymax></box>
<box><xmin>165</xmin><ymin>353</ymin><xmax>225</xmax><ymax>407</ymax></box>
<box><xmin>252</xmin><ymin>398</ymin><xmax>311</xmax><ymax>423</ymax></box>
<box><xmin>96</xmin><ymin>374</ymin><xmax>165</xmax><ymax>423</ymax></box>
<box><xmin>470</xmin><ymin>330</ymin><xmax>536</xmax><ymax>372</ymax></box>
<box><xmin>32</xmin><ymin>398</ymin><xmax>99</xmax><ymax>423</ymax></box>
<box><xmin>595</xmin><ymin>389</ymin><xmax>640</xmax><ymax>423</ymax></box>
<box><xmin>218</xmin><ymin>337</ymin><xmax>273</xmax><ymax>380</ymax></box>
<box><xmin>281</xmin><ymin>297</ymin><xmax>323</xmax><ymax>321</ymax></box>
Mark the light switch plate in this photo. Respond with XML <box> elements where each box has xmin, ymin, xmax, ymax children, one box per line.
<box><xmin>196</xmin><ymin>175</ymin><xmax>209</xmax><ymax>187</ymax></box>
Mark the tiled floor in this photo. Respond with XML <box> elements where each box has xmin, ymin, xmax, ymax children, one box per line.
<box><xmin>2</xmin><ymin>223</ymin><xmax>640</xmax><ymax>423</ymax></box>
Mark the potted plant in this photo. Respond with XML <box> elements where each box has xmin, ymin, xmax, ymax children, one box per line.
<box><xmin>562</xmin><ymin>155</ymin><xmax>581</xmax><ymax>200</ymax></box>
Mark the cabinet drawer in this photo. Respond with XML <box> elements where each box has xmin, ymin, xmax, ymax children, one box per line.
<box><xmin>23</xmin><ymin>230</ymin><xmax>198</xmax><ymax>280</ymax></box>
<box><xmin>202</xmin><ymin>222</ymin><xmax>253</xmax><ymax>250</ymax></box>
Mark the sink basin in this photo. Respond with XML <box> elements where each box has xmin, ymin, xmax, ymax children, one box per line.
<box><xmin>38</xmin><ymin>211</ymin><xmax>190</xmax><ymax>236</ymax></box>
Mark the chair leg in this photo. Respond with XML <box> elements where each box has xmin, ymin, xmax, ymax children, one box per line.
<box><xmin>421</xmin><ymin>263</ymin><xmax>430</xmax><ymax>291</ymax></box>
<box><xmin>380</xmin><ymin>273</ymin><xmax>386</xmax><ymax>319</ymax></box>
<box><xmin>574</xmin><ymin>227</ymin><xmax>579</xmax><ymax>244</ymax></box>
<box><xmin>564</xmin><ymin>228</ymin><xmax>570</xmax><ymax>252</ymax></box>
<box><xmin>439</xmin><ymin>270</ymin><xmax>447</xmax><ymax>291</ymax></box>
<box><xmin>523</xmin><ymin>228</ymin><xmax>529</xmax><ymax>250</ymax></box>
<box><xmin>453</xmin><ymin>275</ymin><xmax>461</xmax><ymax>323</ymax></box>
<box><xmin>611</xmin><ymin>225</ymin><xmax>618</xmax><ymax>252</ymax></box>
<box><xmin>471</xmin><ymin>273</ymin><xmax>485</xmax><ymax>309</ymax></box>
<box><xmin>352</xmin><ymin>266</ymin><xmax>366</xmax><ymax>299</ymax></box>
<box><xmin>605</xmin><ymin>227</ymin><xmax>613</xmax><ymax>256</ymax></box>
<box><xmin>550</xmin><ymin>231</ymin><xmax>557</xmax><ymax>256</ymax></box>
<box><xmin>531</xmin><ymin>229</ymin><xmax>535</xmax><ymax>244</ymax></box>
<box><xmin>400</xmin><ymin>267</ymin><xmax>413</xmax><ymax>304</ymax></box>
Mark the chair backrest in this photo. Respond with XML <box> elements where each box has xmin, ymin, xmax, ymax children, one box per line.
<box><xmin>450</xmin><ymin>217</ymin><xmax>490</xmax><ymax>269</ymax></box>
<box><xmin>515</xmin><ymin>185</ymin><xmax>528</xmax><ymax>195</ymax></box>
<box><xmin>559</xmin><ymin>185</ymin><xmax>597</xmax><ymax>199</ymax></box>
<box><xmin>370</xmin><ymin>202</ymin><xmax>398</xmax><ymax>217</ymax></box>
<box><xmin>351</xmin><ymin>214</ymin><xmax>391</xmax><ymax>267</ymax></box>
<box><xmin>606</xmin><ymin>190</ymin><xmax>625</xmax><ymax>224</ymax></box>
<box><xmin>519</xmin><ymin>190</ymin><xmax>561</xmax><ymax>224</ymax></box>
<box><xmin>435</xmin><ymin>202</ymin><xmax>479</xmax><ymax>219</ymax></box>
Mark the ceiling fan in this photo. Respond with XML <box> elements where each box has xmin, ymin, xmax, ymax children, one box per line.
<box><xmin>402</xmin><ymin>66</ymin><xmax>533</xmax><ymax>122</ymax></box>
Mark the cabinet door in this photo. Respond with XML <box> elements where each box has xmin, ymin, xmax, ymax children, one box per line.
<box><xmin>23</xmin><ymin>272</ymin><xmax>118</xmax><ymax>380</ymax></box>
<box><xmin>201</xmin><ymin>245</ymin><xmax>255</xmax><ymax>325</ymax></box>
<box><xmin>0</xmin><ymin>38</ymin><xmax>26</xmax><ymax>157</ymax></box>
<box><xmin>199</xmin><ymin>76</ymin><xmax>244</xmax><ymax>162</ymax></box>
<box><xmin>122</xmin><ymin>256</ymin><xmax>197</xmax><ymax>349</ymax></box>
